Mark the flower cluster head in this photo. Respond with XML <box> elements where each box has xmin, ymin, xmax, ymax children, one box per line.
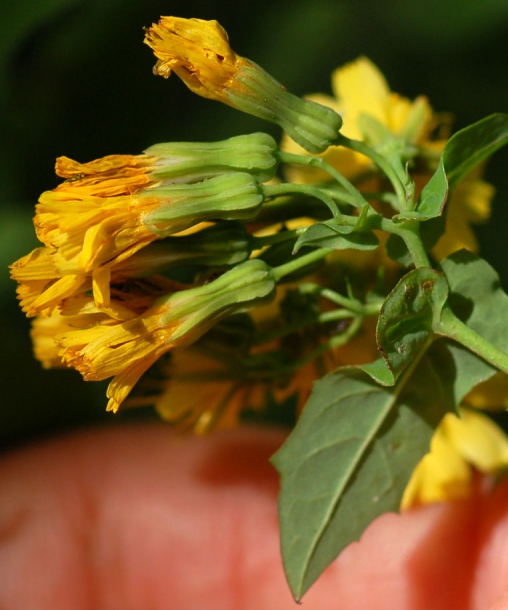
<box><xmin>11</xmin><ymin>12</ymin><xmax>508</xmax><ymax>531</ymax></box>
<box><xmin>11</xmin><ymin>130</ymin><xmax>287</xmax><ymax>415</ymax></box>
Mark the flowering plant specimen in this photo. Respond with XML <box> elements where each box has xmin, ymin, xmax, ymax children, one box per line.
<box><xmin>11</xmin><ymin>15</ymin><xmax>508</xmax><ymax>601</ymax></box>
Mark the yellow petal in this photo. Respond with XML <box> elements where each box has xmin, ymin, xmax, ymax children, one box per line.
<box><xmin>144</xmin><ymin>17</ymin><xmax>248</xmax><ymax>104</ymax></box>
<box><xmin>92</xmin><ymin>266</ymin><xmax>112</xmax><ymax>308</ymax></box>
<box><xmin>331</xmin><ymin>56</ymin><xmax>390</xmax><ymax>140</ymax></box>
<box><xmin>432</xmin><ymin>177</ymin><xmax>493</xmax><ymax>260</ymax></box>
<box><xmin>443</xmin><ymin>408</ymin><xmax>508</xmax><ymax>473</ymax></box>
<box><xmin>401</xmin><ymin>418</ymin><xmax>471</xmax><ymax>509</ymax></box>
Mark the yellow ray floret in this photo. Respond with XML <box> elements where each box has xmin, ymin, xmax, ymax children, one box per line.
<box><xmin>144</xmin><ymin>17</ymin><xmax>250</xmax><ymax>105</ymax></box>
<box><xmin>35</xmin><ymin>154</ymin><xmax>161</xmax><ymax>275</ymax></box>
<box><xmin>55</xmin><ymin>300</ymin><xmax>178</xmax><ymax>413</ymax></box>
<box><xmin>401</xmin><ymin>408</ymin><xmax>508</xmax><ymax>509</ymax></box>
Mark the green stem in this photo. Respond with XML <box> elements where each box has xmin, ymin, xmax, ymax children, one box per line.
<box><xmin>298</xmin><ymin>283</ymin><xmax>382</xmax><ymax>317</ymax></box>
<box><xmin>318</xmin><ymin>309</ymin><xmax>357</xmax><ymax>323</ymax></box>
<box><xmin>272</xmin><ymin>248</ymin><xmax>332</xmax><ymax>281</ymax></box>
<box><xmin>436</xmin><ymin>306</ymin><xmax>508</xmax><ymax>375</ymax></box>
<box><xmin>277</xmin><ymin>151</ymin><xmax>369</xmax><ymax>209</ymax></box>
<box><xmin>262</xmin><ymin>183</ymin><xmax>345</xmax><ymax>218</ymax></box>
<box><xmin>336</xmin><ymin>134</ymin><xmax>408</xmax><ymax>212</ymax></box>
<box><xmin>250</xmin><ymin>228</ymin><xmax>302</xmax><ymax>249</ymax></box>
<box><xmin>380</xmin><ymin>217</ymin><xmax>431</xmax><ymax>268</ymax></box>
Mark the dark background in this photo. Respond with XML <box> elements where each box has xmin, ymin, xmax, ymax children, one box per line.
<box><xmin>2</xmin><ymin>0</ymin><xmax>508</xmax><ymax>448</ymax></box>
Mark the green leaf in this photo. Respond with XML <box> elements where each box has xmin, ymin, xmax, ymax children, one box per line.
<box><xmin>416</xmin><ymin>113</ymin><xmax>508</xmax><ymax>219</ymax></box>
<box><xmin>293</xmin><ymin>221</ymin><xmax>379</xmax><ymax>253</ymax></box>
<box><xmin>272</xmin><ymin>351</ymin><xmax>454</xmax><ymax>601</ymax></box>
<box><xmin>416</xmin><ymin>156</ymin><xmax>448</xmax><ymax>218</ymax></box>
<box><xmin>385</xmin><ymin>233</ymin><xmax>412</xmax><ymax>267</ymax></box>
<box><xmin>272</xmin><ymin>253</ymin><xmax>508</xmax><ymax>601</ymax></box>
<box><xmin>444</xmin><ymin>113</ymin><xmax>508</xmax><ymax>189</ymax></box>
<box><xmin>359</xmin><ymin>357</ymin><xmax>395</xmax><ymax>386</ymax></box>
<box><xmin>376</xmin><ymin>268</ymin><xmax>449</xmax><ymax>379</ymax></box>
<box><xmin>439</xmin><ymin>250</ymin><xmax>508</xmax><ymax>399</ymax></box>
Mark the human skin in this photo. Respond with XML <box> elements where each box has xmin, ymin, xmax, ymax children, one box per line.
<box><xmin>1</xmin><ymin>423</ymin><xmax>508</xmax><ymax>610</ymax></box>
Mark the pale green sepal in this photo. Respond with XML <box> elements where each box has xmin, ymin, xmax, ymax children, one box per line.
<box><xmin>226</xmin><ymin>63</ymin><xmax>342</xmax><ymax>154</ymax></box>
<box><xmin>157</xmin><ymin>259</ymin><xmax>276</xmax><ymax>346</ymax></box>
<box><xmin>146</xmin><ymin>132</ymin><xmax>278</xmax><ymax>184</ymax></box>
<box><xmin>140</xmin><ymin>172</ymin><xmax>263</xmax><ymax>236</ymax></box>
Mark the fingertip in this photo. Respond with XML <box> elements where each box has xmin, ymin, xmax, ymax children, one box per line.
<box><xmin>471</xmin><ymin>479</ymin><xmax>508</xmax><ymax>610</ymax></box>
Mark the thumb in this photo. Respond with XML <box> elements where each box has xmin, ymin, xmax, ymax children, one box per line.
<box><xmin>1</xmin><ymin>423</ymin><xmax>508</xmax><ymax>609</ymax></box>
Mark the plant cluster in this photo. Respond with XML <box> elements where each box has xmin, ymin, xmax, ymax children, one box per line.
<box><xmin>10</xmin><ymin>16</ymin><xmax>508</xmax><ymax>600</ymax></box>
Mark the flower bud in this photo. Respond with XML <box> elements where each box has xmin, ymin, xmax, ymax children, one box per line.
<box><xmin>227</xmin><ymin>64</ymin><xmax>343</xmax><ymax>154</ymax></box>
<box><xmin>146</xmin><ymin>132</ymin><xmax>278</xmax><ymax>183</ymax></box>
<box><xmin>144</xmin><ymin>17</ymin><xmax>342</xmax><ymax>154</ymax></box>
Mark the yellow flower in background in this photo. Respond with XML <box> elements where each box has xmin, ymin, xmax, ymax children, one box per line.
<box><xmin>464</xmin><ymin>372</ymin><xmax>508</xmax><ymax>410</ymax></box>
<box><xmin>401</xmin><ymin>408</ymin><xmax>508</xmax><ymax>509</ymax></box>
<box><xmin>280</xmin><ymin>56</ymin><xmax>492</xmax><ymax>261</ymax></box>
<box><xmin>432</xmin><ymin>174</ymin><xmax>494</xmax><ymax>259</ymax></box>
<box><xmin>130</xmin><ymin>336</ymin><xmax>336</xmax><ymax>434</ymax></box>
<box><xmin>140</xmin><ymin>348</ymin><xmax>269</xmax><ymax>435</ymax></box>
<box><xmin>282</xmin><ymin>56</ymin><xmax>439</xmax><ymax>184</ymax></box>
<box><xmin>331</xmin><ymin>56</ymin><xmax>434</xmax><ymax>146</ymax></box>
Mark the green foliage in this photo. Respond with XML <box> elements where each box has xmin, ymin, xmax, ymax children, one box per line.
<box><xmin>271</xmin><ymin>352</ymin><xmax>454</xmax><ymax>599</ymax></box>
<box><xmin>438</xmin><ymin>251</ymin><xmax>508</xmax><ymax>397</ymax></box>
<box><xmin>417</xmin><ymin>114</ymin><xmax>508</xmax><ymax>219</ymax></box>
<box><xmin>273</xmin><ymin>251</ymin><xmax>508</xmax><ymax>600</ymax></box>
<box><xmin>273</xmin><ymin>114</ymin><xmax>508</xmax><ymax>599</ymax></box>
<box><xmin>376</xmin><ymin>268</ymin><xmax>448</xmax><ymax>379</ymax></box>
<box><xmin>293</xmin><ymin>220</ymin><xmax>379</xmax><ymax>252</ymax></box>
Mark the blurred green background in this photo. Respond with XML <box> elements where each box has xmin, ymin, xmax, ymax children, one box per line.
<box><xmin>2</xmin><ymin>0</ymin><xmax>508</xmax><ymax>448</ymax></box>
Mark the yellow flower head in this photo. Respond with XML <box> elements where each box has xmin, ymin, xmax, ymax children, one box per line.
<box><xmin>57</xmin><ymin>300</ymin><xmax>178</xmax><ymax>413</ymax></box>
<box><xmin>47</xmin><ymin>260</ymin><xmax>275</xmax><ymax>412</ymax></box>
<box><xmin>35</xmin><ymin>154</ymin><xmax>161</xmax><ymax>276</ymax></box>
<box><xmin>11</xmin><ymin>247</ymin><xmax>89</xmax><ymax>317</ymax></box>
<box><xmin>30</xmin><ymin>275</ymin><xmax>181</xmax><ymax>370</ymax></box>
<box><xmin>144</xmin><ymin>17</ymin><xmax>342</xmax><ymax>154</ymax></box>
<box><xmin>10</xmin><ymin>243</ymin><xmax>175</xmax><ymax>317</ymax></box>
<box><xmin>144</xmin><ymin>17</ymin><xmax>249</xmax><ymax>104</ymax></box>
<box><xmin>401</xmin><ymin>408</ymin><xmax>508</xmax><ymax>509</ymax></box>
<box><xmin>282</xmin><ymin>56</ymin><xmax>440</xmax><ymax>184</ymax></box>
